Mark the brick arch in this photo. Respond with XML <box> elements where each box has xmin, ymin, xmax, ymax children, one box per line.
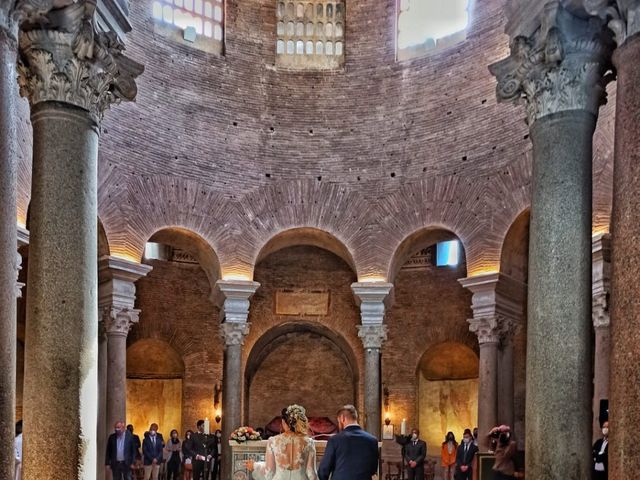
<box><xmin>98</xmin><ymin>175</ymin><xmax>240</xmax><ymax>274</ymax></box>
<box><xmin>253</xmin><ymin>227</ymin><xmax>357</xmax><ymax>275</ymax></box>
<box><xmin>410</xmin><ymin>324</ymin><xmax>478</xmax><ymax>379</ymax></box>
<box><xmin>234</xmin><ymin>180</ymin><xmax>374</xmax><ymax>279</ymax></box>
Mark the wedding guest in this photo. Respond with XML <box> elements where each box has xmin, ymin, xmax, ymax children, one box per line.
<box><xmin>404</xmin><ymin>428</ymin><xmax>426</xmax><ymax>480</ymax></box>
<box><xmin>165</xmin><ymin>430</ymin><xmax>182</xmax><ymax>480</ymax></box>
<box><xmin>592</xmin><ymin>421</ymin><xmax>609</xmax><ymax>480</ymax></box>
<box><xmin>454</xmin><ymin>429</ymin><xmax>478</xmax><ymax>480</ymax></box>
<box><xmin>190</xmin><ymin>420</ymin><xmax>209</xmax><ymax>480</ymax></box>
<box><xmin>490</xmin><ymin>426</ymin><xmax>517</xmax><ymax>480</ymax></box>
<box><xmin>105</xmin><ymin>421</ymin><xmax>137</xmax><ymax>480</ymax></box>
<box><xmin>127</xmin><ymin>424</ymin><xmax>142</xmax><ymax>461</ymax></box>
<box><xmin>15</xmin><ymin>420</ymin><xmax>23</xmax><ymax>480</ymax></box>
<box><xmin>209</xmin><ymin>430</ymin><xmax>222</xmax><ymax>480</ymax></box>
<box><xmin>182</xmin><ymin>430</ymin><xmax>194</xmax><ymax>480</ymax></box>
<box><xmin>472</xmin><ymin>428</ymin><xmax>479</xmax><ymax>448</ymax></box>
<box><xmin>441</xmin><ymin>432</ymin><xmax>457</xmax><ymax>480</ymax></box>
<box><xmin>142</xmin><ymin>423</ymin><xmax>164</xmax><ymax>480</ymax></box>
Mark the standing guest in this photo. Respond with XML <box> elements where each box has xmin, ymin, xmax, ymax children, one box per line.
<box><xmin>182</xmin><ymin>430</ymin><xmax>194</xmax><ymax>480</ymax></box>
<box><xmin>441</xmin><ymin>432</ymin><xmax>457</xmax><ymax>480</ymax></box>
<box><xmin>15</xmin><ymin>420</ymin><xmax>23</xmax><ymax>480</ymax></box>
<box><xmin>404</xmin><ymin>428</ymin><xmax>427</xmax><ymax>480</ymax></box>
<box><xmin>191</xmin><ymin>420</ymin><xmax>210</xmax><ymax>480</ymax></box>
<box><xmin>105</xmin><ymin>421</ymin><xmax>137</xmax><ymax>480</ymax></box>
<box><xmin>489</xmin><ymin>426</ymin><xmax>517</xmax><ymax>480</ymax></box>
<box><xmin>454</xmin><ymin>429</ymin><xmax>478</xmax><ymax>480</ymax></box>
<box><xmin>209</xmin><ymin>430</ymin><xmax>222</xmax><ymax>480</ymax></box>
<box><xmin>592</xmin><ymin>421</ymin><xmax>609</xmax><ymax>480</ymax></box>
<box><xmin>143</xmin><ymin>423</ymin><xmax>165</xmax><ymax>480</ymax></box>
<box><xmin>127</xmin><ymin>424</ymin><xmax>142</xmax><ymax>461</ymax></box>
<box><xmin>165</xmin><ymin>430</ymin><xmax>182</xmax><ymax>480</ymax></box>
<box><xmin>472</xmin><ymin>428</ymin><xmax>479</xmax><ymax>448</ymax></box>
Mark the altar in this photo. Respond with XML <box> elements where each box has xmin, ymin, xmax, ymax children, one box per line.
<box><xmin>229</xmin><ymin>440</ymin><xmax>381</xmax><ymax>479</ymax></box>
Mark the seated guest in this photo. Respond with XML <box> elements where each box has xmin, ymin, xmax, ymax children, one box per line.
<box><xmin>106</xmin><ymin>421</ymin><xmax>137</xmax><ymax>480</ymax></box>
<box><xmin>142</xmin><ymin>423</ymin><xmax>164</xmax><ymax>480</ymax></box>
<box><xmin>455</xmin><ymin>429</ymin><xmax>478</xmax><ymax>480</ymax></box>
<box><xmin>592</xmin><ymin>421</ymin><xmax>609</xmax><ymax>480</ymax></box>
<box><xmin>441</xmin><ymin>432</ymin><xmax>457</xmax><ymax>480</ymax></box>
<box><xmin>405</xmin><ymin>428</ymin><xmax>427</xmax><ymax>480</ymax></box>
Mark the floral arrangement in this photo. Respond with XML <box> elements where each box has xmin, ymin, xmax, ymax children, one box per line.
<box><xmin>230</xmin><ymin>426</ymin><xmax>261</xmax><ymax>443</ymax></box>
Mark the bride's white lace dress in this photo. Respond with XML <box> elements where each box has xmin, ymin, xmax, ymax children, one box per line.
<box><xmin>251</xmin><ymin>433</ymin><xmax>318</xmax><ymax>480</ymax></box>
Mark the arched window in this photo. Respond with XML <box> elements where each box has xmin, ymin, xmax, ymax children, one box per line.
<box><xmin>152</xmin><ymin>0</ymin><xmax>224</xmax><ymax>52</ymax></box>
<box><xmin>276</xmin><ymin>0</ymin><xmax>345</xmax><ymax>70</ymax></box>
<box><xmin>397</xmin><ymin>0</ymin><xmax>470</xmax><ymax>60</ymax></box>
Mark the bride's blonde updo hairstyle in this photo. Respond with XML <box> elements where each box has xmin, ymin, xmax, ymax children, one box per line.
<box><xmin>282</xmin><ymin>404</ymin><xmax>310</xmax><ymax>435</ymax></box>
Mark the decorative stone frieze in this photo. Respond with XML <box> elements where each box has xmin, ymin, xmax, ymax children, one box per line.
<box><xmin>489</xmin><ymin>1</ymin><xmax>614</xmax><ymax>125</ymax></box>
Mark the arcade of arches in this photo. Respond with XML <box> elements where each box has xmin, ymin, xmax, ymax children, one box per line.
<box><xmin>1</xmin><ymin>0</ymin><xmax>640</xmax><ymax>480</ymax></box>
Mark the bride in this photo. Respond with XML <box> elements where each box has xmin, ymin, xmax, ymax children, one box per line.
<box><xmin>247</xmin><ymin>404</ymin><xmax>318</xmax><ymax>480</ymax></box>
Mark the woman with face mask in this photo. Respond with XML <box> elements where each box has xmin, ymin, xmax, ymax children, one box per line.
<box><xmin>592</xmin><ymin>422</ymin><xmax>609</xmax><ymax>480</ymax></box>
<box><xmin>165</xmin><ymin>430</ymin><xmax>182</xmax><ymax>480</ymax></box>
<box><xmin>182</xmin><ymin>430</ymin><xmax>194</xmax><ymax>480</ymax></box>
<box><xmin>441</xmin><ymin>432</ymin><xmax>457</xmax><ymax>480</ymax></box>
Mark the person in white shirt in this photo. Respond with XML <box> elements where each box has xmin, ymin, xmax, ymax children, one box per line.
<box><xmin>592</xmin><ymin>421</ymin><xmax>609</xmax><ymax>480</ymax></box>
<box><xmin>15</xmin><ymin>420</ymin><xmax>23</xmax><ymax>480</ymax></box>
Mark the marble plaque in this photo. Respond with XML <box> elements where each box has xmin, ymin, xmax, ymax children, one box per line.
<box><xmin>275</xmin><ymin>290</ymin><xmax>330</xmax><ymax>316</ymax></box>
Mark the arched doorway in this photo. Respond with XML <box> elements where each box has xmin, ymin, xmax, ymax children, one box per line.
<box><xmin>245</xmin><ymin>322</ymin><xmax>359</xmax><ymax>431</ymax></box>
<box><xmin>417</xmin><ymin>342</ymin><xmax>479</xmax><ymax>449</ymax></box>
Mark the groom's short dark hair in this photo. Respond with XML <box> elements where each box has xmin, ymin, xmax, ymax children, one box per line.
<box><xmin>337</xmin><ymin>405</ymin><xmax>358</xmax><ymax>421</ymax></box>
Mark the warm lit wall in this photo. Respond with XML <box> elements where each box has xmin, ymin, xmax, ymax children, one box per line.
<box><xmin>127</xmin><ymin>379</ymin><xmax>183</xmax><ymax>437</ymax></box>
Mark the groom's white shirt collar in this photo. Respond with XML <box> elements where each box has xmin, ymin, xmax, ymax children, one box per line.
<box><xmin>343</xmin><ymin>423</ymin><xmax>360</xmax><ymax>429</ymax></box>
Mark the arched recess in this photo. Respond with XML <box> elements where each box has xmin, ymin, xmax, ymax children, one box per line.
<box><xmin>498</xmin><ymin>208</ymin><xmax>529</xmax><ymax>448</ymax></box>
<box><xmin>126</xmin><ymin>339</ymin><xmax>185</xmax><ymax>436</ymax></box>
<box><xmin>98</xmin><ymin>218</ymin><xmax>110</xmax><ymax>257</ymax></box>
<box><xmin>388</xmin><ymin>227</ymin><xmax>467</xmax><ymax>282</ymax></box>
<box><xmin>244</xmin><ymin>322</ymin><xmax>359</xmax><ymax>430</ymax></box>
<box><xmin>147</xmin><ymin>227</ymin><xmax>222</xmax><ymax>297</ymax></box>
<box><xmin>254</xmin><ymin>227</ymin><xmax>357</xmax><ymax>275</ymax></box>
<box><xmin>416</xmin><ymin>342</ymin><xmax>479</xmax><ymax>449</ymax></box>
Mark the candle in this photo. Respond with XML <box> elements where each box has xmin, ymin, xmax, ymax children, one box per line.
<box><xmin>401</xmin><ymin>419</ymin><xmax>407</xmax><ymax>435</ymax></box>
<box><xmin>204</xmin><ymin>417</ymin><xmax>210</xmax><ymax>435</ymax></box>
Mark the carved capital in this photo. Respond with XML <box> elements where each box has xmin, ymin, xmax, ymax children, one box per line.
<box><xmin>16</xmin><ymin>0</ymin><xmax>143</xmax><ymax>123</ymax></box>
<box><xmin>490</xmin><ymin>1</ymin><xmax>614</xmax><ymax>125</ymax></box>
<box><xmin>469</xmin><ymin>316</ymin><xmax>501</xmax><ymax>345</ymax></box>
<box><xmin>357</xmin><ymin>324</ymin><xmax>388</xmax><ymax>350</ymax></box>
<box><xmin>592</xmin><ymin>292</ymin><xmax>610</xmax><ymax>328</ymax></box>
<box><xmin>101</xmin><ymin>305</ymin><xmax>139</xmax><ymax>336</ymax></box>
<box><xmin>583</xmin><ymin>0</ymin><xmax>640</xmax><ymax>45</ymax></box>
<box><xmin>220</xmin><ymin>322</ymin><xmax>250</xmax><ymax>347</ymax></box>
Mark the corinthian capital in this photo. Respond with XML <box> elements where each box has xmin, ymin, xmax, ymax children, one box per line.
<box><xmin>220</xmin><ymin>322</ymin><xmax>250</xmax><ymax>347</ymax></box>
<box><xmin>489</xmin><ymin>1</ymin><xmax>614</xmax><ymax>125</ymax></box>
<box><xmin>469</xmin><ymin>316</ymin><xmax>501</xmax><ymax>345</ymax></box>
<box><xmin>101</xmin><ymin>305</ymin><xmax>140</xmax><ymax>336</ymax></box>
<box><xmin>16</xmin><ymin>0</ymin><xmax>143</xmax><ymax>123</ymax></box>
<box><xmin>583</xmin><ymin>0</ymin><xmax>640</xmax><ymax>45</ymax></box>
<box><xmin>357</xmin><ymin>324</ymin><xmax>388</xmax><ymax>350</ymax></box>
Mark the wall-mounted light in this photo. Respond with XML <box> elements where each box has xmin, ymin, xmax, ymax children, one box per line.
<box><xmin>384</xmin><ymin>411</ymin><xmax>391</xmax><ymax>426</ymax></box>
<box><xmin>215</xmin><ymin>408</ymin><xmax>222</xmax><ymax>424</ymax></box>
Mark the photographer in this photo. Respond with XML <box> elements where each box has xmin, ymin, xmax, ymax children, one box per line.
<box><xmin>489</xmin><ymin>425</ymin><xmax>517</xmax><ymax>480</ymax></box>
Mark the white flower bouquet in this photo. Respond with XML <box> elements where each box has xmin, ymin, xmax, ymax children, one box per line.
<box><xmin>230</xmin><ymin>426</ymin><xmax>261</xmax><ymax>443</ymax></box>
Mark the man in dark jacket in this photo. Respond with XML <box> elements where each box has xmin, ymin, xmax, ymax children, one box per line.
<box><xmin>318</xmin><ymin>405</ymin><xmax>379</xmax><ymax>480</ymax></box>
<box><xmin>405</xmin><ymin>428</ymin><xmax>427</xmax><ymax>480</ymax></box>
<box><xmin>455</xmin><ymin>429</ymin><xmax>478</xmax><ymax>480</ymax></box>
<box><xmin>106</xmin><ymin>421</ymin><xmax>137</xmax><ymax>480</ymax></box>
<box><xmin>190</xmin><ymin>420</ymin><xmax>210</xmax><ymax>480</ymax></box>
<box><xmin>142</xmin><ymin>423</ymin><xmax>164</xmax><ymax>480</ymax></box>
<box><xmin>127</xmin><ymin>424</ymin><xmax>142</xmax><ymax>461</ymax></box>
<box><xmin>592</xmin><ymin>421</ymin><xmax>609</xmax><ymax>480</ymax></box>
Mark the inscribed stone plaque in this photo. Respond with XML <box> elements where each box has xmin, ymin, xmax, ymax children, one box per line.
<box><xmin>275</xmin><ymin>290</ymin><xmax>330</xmax><ymax>316</ymax></box>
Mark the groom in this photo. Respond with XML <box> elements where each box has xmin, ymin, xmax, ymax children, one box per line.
<box><xmin>318</xmin><ymin>405</ymin><xmax>379</xmax><ymax>480</ymax></box>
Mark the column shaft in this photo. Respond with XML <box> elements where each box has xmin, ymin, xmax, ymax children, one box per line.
<box><xmin>363</xmin><ymin>348</ymin><xmax>381</xmax><ymax>437</ymax></box>
<box><xmin>498</xmin><ymin>340</ymin><xmax>514</xmax><ymax>430</ymax></box>
<box><xmin>609</xmin><ymin>32</ymin><xmax>640</xmax><ymax>479</ymax></box>
<box><xmin>478</xmin><ymin>341</ymin><xmax>499</xmax><ymax>451</ymax></box>
<box><xmin>98</xmin><ymin>327</ymin><xmax>108</xmax><ymax>480</ymax></box>
<box><xmin>0</xmin><ymin>25</ymin><xmax>18</xmax><ymax>480</ymax></box>
<box><xmin>106</xmin><ymin>333</ymin><xmax>128</xmax><ymax>429</ymax></box>
<box><xmin>221</xmin><ymin>343</ymin><xmax>242</xmax><ymax>480</ymax></box>
<box><xmin>527</xmin><ymin>110</ymin><xmax>594</xmax><ymax>479</ymax></box>
<box><xmin>23</xmin><ymin>102</ymin><xmax>99</xmax><ymax>480</ymax></box>
<box><xmin>592</xmin><ymin>326</ymin><xmax>610</xmax><ymax>440</ymax></box>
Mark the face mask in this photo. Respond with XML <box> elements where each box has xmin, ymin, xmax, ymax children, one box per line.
<box><xmin>150</xmin><ymin>431</ymin><xmax>156</xmax><ymax>436</ymax></box>
<box><xmin>216</xmin><ymin>434</ymin><xmax>221</xmax><ymax>438</ymax></box>
<box><xmin>603</xmin><ymin>428</ymin><xmax>609</xmax><ymax>436</ymax></box>
<box><xmin>411</xmin><ymin>433</ymin><xmax>418</xmax><ymax>440</ymax></box>
<box><xmin>463</xmin><ymin>437</ymin><xmax>471</xmax><ymax>444</ymax></box>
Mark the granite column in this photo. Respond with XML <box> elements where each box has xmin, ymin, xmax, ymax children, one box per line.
<box><xmin>217</xmin><ymin>280</ymin><xmax>259</xmax><ymax>480</ymax></box>
<box><xmin>352</xmin><ymin>282</ymin><xmax>393</xmax><ymax>439</ymax></box>
<box><xmin>17</xmin><ymin>6</ymin><xmax>142</xmax><ymax>478</ymax></box>
<box><xmin>490</xmin><ymin>3</ymin><xmax>613</xmax><ymax>477</ymax></box>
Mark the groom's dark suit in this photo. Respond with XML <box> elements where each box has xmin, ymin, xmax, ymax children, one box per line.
<box><xmin>318</xmin><ymin>425</ymin><xmax>378</xmax><ymax>480</ymax></box>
